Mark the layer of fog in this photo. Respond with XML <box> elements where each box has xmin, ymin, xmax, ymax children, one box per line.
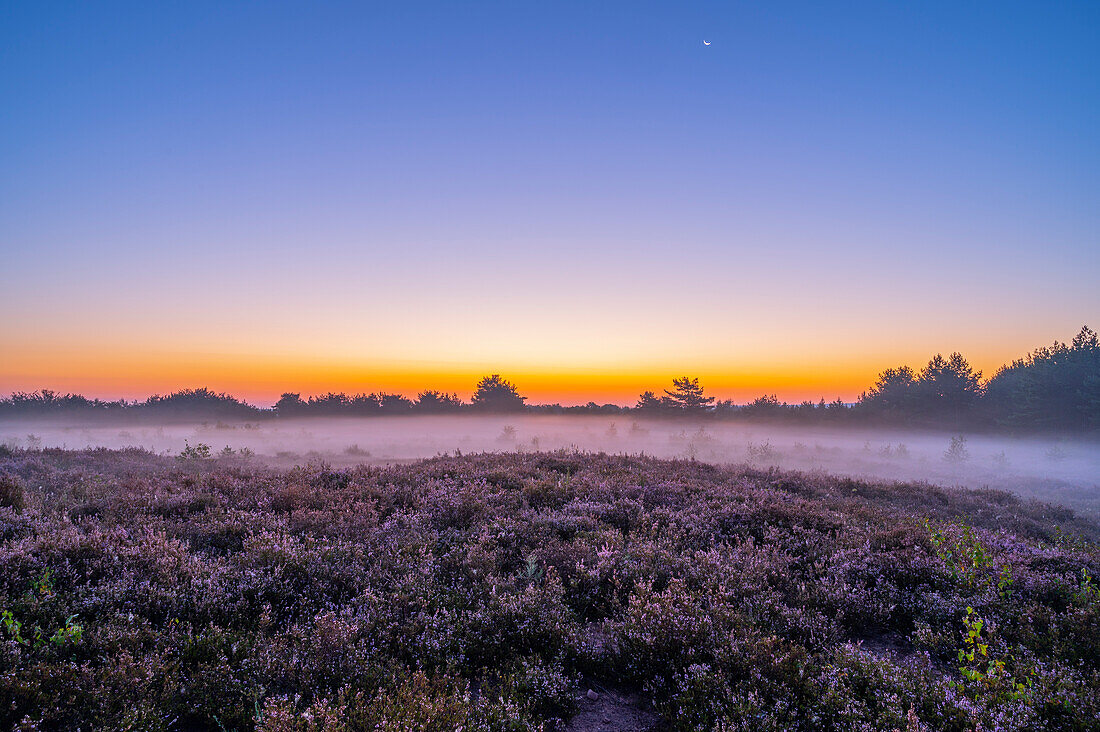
<box><xmin>3</xmin><ymin>416</ymin><xmax>1098</xmax><ymax>521</ymax></box>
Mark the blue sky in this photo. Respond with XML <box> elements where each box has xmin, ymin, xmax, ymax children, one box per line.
<box><xmin>1</xmin><ymin>1</ymin><xmax>1097</xmax><ymax>403</ymax></box>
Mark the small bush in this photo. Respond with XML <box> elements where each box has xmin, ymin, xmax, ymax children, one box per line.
<box><xmin>0</xmin><ymin>473</ymin><xmax>24</xmax><ymax>511</ymax></box>
<box><xmin>944</xmin><ymin>435</ymin><xmax>970</xmax><ymax>463</ymax></box>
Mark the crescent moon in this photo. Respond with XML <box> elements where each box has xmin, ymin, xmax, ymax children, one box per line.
<box><xmin>703</xmin><ymin>40</ymin><xmax>711</xmax><ymax>46</ymax></box>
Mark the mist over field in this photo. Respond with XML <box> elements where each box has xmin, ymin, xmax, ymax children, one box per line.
<box><xmin>5</xmin><ymin>415</ymin><xmax>1097</xmax><ymax>520</ymax></box>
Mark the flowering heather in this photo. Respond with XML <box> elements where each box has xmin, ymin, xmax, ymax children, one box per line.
<box><xmin>0</xmin><ymin>447</ymin><xmax>1097</xmax><ymax>730</ymax></box>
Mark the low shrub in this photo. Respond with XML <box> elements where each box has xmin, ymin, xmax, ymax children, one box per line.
<box><xmin>0</xmin><ymin>448</ymin><xmax>1096</xmax><ymax>730</ymax></box>
<box><xmin>0</xmin><ymin>473</ymin><xmax>24</xmax><ymax>511</ymax></box>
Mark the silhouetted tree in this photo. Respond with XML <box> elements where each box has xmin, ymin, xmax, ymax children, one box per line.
<box><xmin>471</xmin><ymin>375</ymin><xmax>526</xmax><ymax>412</ymax></box>
<box><xmin>859</xmin><ymin>366</ymin><xmax>917</xmax><ymax>415</ymax></box>
<box><xmin>662</xmin><ymin>377</ymin><xmax>715</xmax><ymax>414</ymax></box>
<box><xmin>0</xmin><ymin>390</ymin><xmax>126</xmax><ymax>417</ymax></box>
<box><xmin>914</xmin><ymin>353</ymin><xmax>982</xmax><ymax>424</ymax></box>
<box><xmin>307</xmin><ymin>392</ymin><xmax>351</xmax><ymax>416</ymax></box>
<box><xmin>415</xmin><ymin>390</ymin><xmax>464</xmax><ymax>413</ymax></box>
<box><xmin>860</xmin><ymin>356</ymin><xmax>980</xmax><ymax>426</ymax></box>
<box><xmin>140</xmin><ymin>388</ymin><xmax>260</xmax><ymax>419</ymax></box>
<box><xmin>712</xmin><ymin>398</ymin><xmax>737</xmax><ymax>416</ymax></box>
<box><xmin>824</xmin><ymin>398</ymin><xmax>850</xmax><ymax>420</ymax></box>
<box><xmin>275</xmin><ymin>392</ymin><xmax>306</xmax><ymax>417</ymax></box>
<box><xmin>985</xmin><ymin>325</ymin><xmax>1099</xmax><ymax>429</ymax></box>
<box><xmin>635</xmin><ymin>390</ymin><xmax>664</xmax><ymax>412</ymax></box>
<box><xmin>348</xmin><ymin>393</ymin><xmax>382</xmax><ymax>415</ymax></box>
<box><xmin>377</xmin><ymin>393</ymin><xmax>414</xmax><ymax>414</ymax></box>
<box><xmin>741</xmin><ymin>394</ymin><xmax>784</xmax><ymax>419</ymax></box>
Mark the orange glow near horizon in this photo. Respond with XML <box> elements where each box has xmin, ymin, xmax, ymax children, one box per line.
<box><xmin>0</xmin><ymin>339</ymin><xmax>1041</xmax><ymax>407</ymax></box>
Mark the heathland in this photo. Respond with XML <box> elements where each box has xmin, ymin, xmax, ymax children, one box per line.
<box><xmin>1</xmin><ymin>447</ymin><xmax>1097</xmax><ymax>730</ymax></box>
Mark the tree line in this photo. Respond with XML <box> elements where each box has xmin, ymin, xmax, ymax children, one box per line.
<box><xmin>0</xmin><ymin>376</ymin><xmax>529</xmax><ymax>421</ymax></box>
<box><xmin>856</xmin><ymin>325</ymin><xmax>1099</xmax><ymax>430</ymax></box>
<box><xmin>2</xmin><ymin>327</ymin><xmax>1096</xmax><ymax>431</ymax></box>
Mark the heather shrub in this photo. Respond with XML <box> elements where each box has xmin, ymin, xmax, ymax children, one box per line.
<box><xmin>0</xmin><ymin>448</ymin><xmax>1097</xmax><ymax>730</ymax></box>
<box><xmin>814</xmin><ymin>645</ymin><xmax>974</xmax><ymax>730</ymax></box>
<box><xmin>257</xmin><ymin>673</ymin><xmax>539</xmax><ymax>732</ymax></box>
<box><xmin>618</xmin><ymin>577</ymin><xmax>724</xmax><ymax>682</ymax></box>
<box><xmin>0</xmin><ymin>472</ymin><xmax>23</xmax><ymax>511</ymax></box>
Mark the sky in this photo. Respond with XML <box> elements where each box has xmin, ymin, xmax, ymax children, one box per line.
<box><xmin>1</xmin><ymin>1</ymin><xmax>1098</xmax><ymax>406</ymax></box>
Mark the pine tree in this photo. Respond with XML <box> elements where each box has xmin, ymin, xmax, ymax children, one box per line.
<box><xmin>471</xmin><ymin>375</ymin><xmax>527</xmax><ymax>412</ymax></box>
<box><xmin>915</xmin><ymin>353</ymin><xmax>982</xmax><ymax>424</ymax></box>
<box><xmin>635</xmin><ymin>390</ymin><xmax>664</xmax><ymax>412</ymax></box>
<box><xmin>663</xmin><ymin>377</ymin><xmax>715</xmax><ymax>413</ymax></box>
